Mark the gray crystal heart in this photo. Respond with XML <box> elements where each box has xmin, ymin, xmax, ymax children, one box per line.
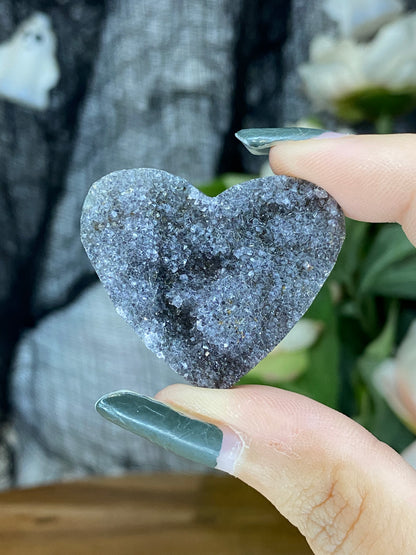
<box><xmin>81</xmin><ymin>169</ymin><xmax>345</xmax><ymax>388</ymax></box>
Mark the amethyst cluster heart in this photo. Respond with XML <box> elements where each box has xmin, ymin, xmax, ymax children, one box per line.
<box><xmin>81</xmin><ymin>169</ymin><xmax>345</xmax><ymax>388</ymax></box>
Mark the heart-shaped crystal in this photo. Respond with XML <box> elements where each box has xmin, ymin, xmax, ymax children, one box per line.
<box><xmin>81</xmin><ymin>169</ymin><xmax>345</xmax><ymax>388</ymax></box>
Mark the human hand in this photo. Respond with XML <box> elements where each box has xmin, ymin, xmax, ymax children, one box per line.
<box><xmin>97</xmin><ymin>133</ymin><xmax>416</xmax><ymax>554</ymax></box>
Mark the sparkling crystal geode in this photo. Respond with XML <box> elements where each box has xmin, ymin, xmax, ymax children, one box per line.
<box><xmin>81</xmin><ymin>169</ymin><xmax>345</xmax><ymax>388</ymax></box>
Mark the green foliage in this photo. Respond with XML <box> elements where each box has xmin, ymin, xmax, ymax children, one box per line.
<box><xmin>288</xmin><ymin>285</ymin><xmax>339</xmax><ymax>408</ymax></box>
<box><xmin>335</xmin><ymin>87</ymin><xmax>416</xmax><ymax>124</ymax></box>
<box><xmin>354</xmin><ymin>304</ymin><xmax>415</xmax><ymax>451</ymax></box>
<box><xmin>330</xmin><ymin>218</ymin><xmax>370</xmax><ymax>294</ymax></box>
<box><xmin>358</xmin><ymin>224</ymin><xmax>416</xmax><ymax>299</ymax></box>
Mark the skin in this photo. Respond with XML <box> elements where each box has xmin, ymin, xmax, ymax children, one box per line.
<box><xmin>156</xmin><ymin>134</ymin><xmax>416</xmax><ymax>554</ymax></box>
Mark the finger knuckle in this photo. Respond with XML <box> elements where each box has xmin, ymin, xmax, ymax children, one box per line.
<box><xmin>297</xmin><ymin>465</ymin><xmax>369</xmax><ymax>554</ymax></box>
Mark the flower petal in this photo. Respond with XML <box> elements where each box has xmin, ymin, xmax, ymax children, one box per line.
<box><xmin>274</xmin><ymin>319</ymin><xmax>323</xmax><ymax>353</ymax></box>
<box><xmin>298</xmin><ymin>36</ymin><xmax>368</xmax><ymax>110</ymax></box>
<box><xmin>365</xmin><ymin>13</ymin><xmax>416</xmax><ymax>88</ymax></box>
<box><xmin>396</xmin><ymin>321</ymin><xmax>416</xmax><ymax>427</ymax></box>
<box><xmin>323</xmin><ymin>0</ymin><xmax>404</xmax><ymax>39</ymax></box>
<box><xmin>373</xmin><ymin>357</ymin><xmax>416</xmax><ymax>432</ymax></box>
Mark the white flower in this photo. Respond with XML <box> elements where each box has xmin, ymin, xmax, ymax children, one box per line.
<box><xmin>373</xmin><ymin>321</ymin><xmax>416</xmax><ymax>468</ymax></box>
<box><xmin>373</xmin><ymin>321</ymin><xmax>416</xmax><ymax>433</ymax></box>
<box><xmin>323</xmin><ymin>0</ymin><xmax>404</xmax><ymax>40</ymax></box>
<box><xmin>364</xmin><ymin>12</ymin><xmax>416</xmax><ymax>89</ymax></box>
<box><xmin>249</xmin><ymin>350</ymin><xmax>308</xmax><ymax>384</ymax></box>
<box><xmin>298</xmin><ymin>35</ymin><xmax>368</xmax><ymax>111</ymax></box>
<box><xmin>0</xmin><ymin>13</ymin><xmax>60</xmax><ymax>110</ymax></box>
<box><xmin>246</xmin><ymin>319</ymin><xmax>323</xmax><ymax>385</ymax></box>
<box><xmin>299</xmin><ymin>13</ymin><xmax>416</xmax><ymax>114</ymax></box>
<box><xmin>273</xmin><ymin>319</ymin><xmax>323</xmax><ymax>353</ymax></box>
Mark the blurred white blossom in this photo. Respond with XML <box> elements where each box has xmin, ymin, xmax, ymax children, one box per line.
<box><xmin>299</xmin><ymin>36</ymin><xmax>368</xmax><ymax>112</ymax></box>
<box><xmin>246</xmin><ymin>319</ymin><xmax>324</xmax><ymax>385</ymax></box>
<box><xmin>365</xmin><ymin>12</ymin><xmax>416</xmax><ymax>89</ymax></box>
<box><xmin>299</xmin><ymin>13</ymin><xmax>416</xmax><ymax>120</ymax></box>
<box><xmin>273</xmin><ymin>319</ymin><xmax>323</xmax><ymax>353</ymax></box>
<box><xmin>0</xmin><ymin>13</ymin><xmax>59</xmax><ymax>110</ymax></box>
<box><xmin>373</xmin><ymin>321</ymin><xmax>416</xmax><ymax>433</ymax></box>
<box><xmin>323</xmin><ymin>0</ymin><xmax>404</xmax><ymax>39</ymax></box>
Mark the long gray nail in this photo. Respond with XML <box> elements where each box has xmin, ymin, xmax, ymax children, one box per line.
<box><xmin>235</xmin><ymin>127</ymin><xmax>335</xmax><ymax>155</ymax></box>
<box><xmin>96</xmin><ymin>391</ymin><xmax>223</xmax><ymax>467</ymax></box>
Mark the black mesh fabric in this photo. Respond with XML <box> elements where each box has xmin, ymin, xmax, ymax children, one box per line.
<box><xmin>0</xmin><ymin>0</ymin><xmax>292</xmax><ymax>489</ymax></box>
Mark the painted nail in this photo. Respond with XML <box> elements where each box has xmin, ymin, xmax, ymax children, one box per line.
<box><xmin>235</xmin><ymin>127</ymin><xmax>348</xmax><ymax>155</ymax></box>
<box><xmin>96</xmin><ymin>390</ymin><xmax>243</xmax><ymax>473</ymax></box>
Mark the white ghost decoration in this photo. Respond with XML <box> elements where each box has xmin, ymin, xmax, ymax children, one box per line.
<box><xmin>0</xmin><ymin>12</ymin><xmax>60</xmax><ymax>110</ymax></box>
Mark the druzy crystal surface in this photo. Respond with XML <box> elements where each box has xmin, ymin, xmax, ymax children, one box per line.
<box><xmin>80</xmin><ymin>169</ymin><xmax>345</xmax><ymax>388</ymax></box>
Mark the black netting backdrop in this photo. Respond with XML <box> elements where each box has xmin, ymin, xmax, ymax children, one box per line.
<box><xmin>1</xmin><ymin>0</ymin><xmax>415</xmax><ymax>489</ymax></box>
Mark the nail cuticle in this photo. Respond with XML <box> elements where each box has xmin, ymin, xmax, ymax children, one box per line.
<box><xmin>215</xmin><ymin>425</ymin><xmax>245</xmax><ymax>474</ymax></box>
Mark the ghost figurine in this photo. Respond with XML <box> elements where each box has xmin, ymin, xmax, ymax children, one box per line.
<box><xmin>0</xmin><ymin>12</ymin><xmax>60</xmax><ymax>110</ymax></box>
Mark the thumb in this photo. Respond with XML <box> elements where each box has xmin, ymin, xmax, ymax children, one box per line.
<box><xmin>154</xmin><ymin>384</ymin><xmax>416</xmax><ymax>554</ymax></box>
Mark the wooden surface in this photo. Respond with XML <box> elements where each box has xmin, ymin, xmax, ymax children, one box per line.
<box><xmin>0</xmin><ymin>473</ymin><xmax>311</xmax><ymax>554</ymax></box>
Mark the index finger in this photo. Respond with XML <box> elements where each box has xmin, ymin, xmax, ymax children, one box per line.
<box><xmin>268</xmin><ymin>134</ymin><xmax>416</xmax><ymax>246</ymax></box>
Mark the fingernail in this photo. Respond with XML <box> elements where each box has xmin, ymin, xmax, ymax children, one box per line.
<box><xmin>96</xmin><ymin>390</ymin><xmax>243</xmax><ymax>473</ymax></box>
<box><xmin>235</xmin><ymin>127</ymin><xmax>349</xmax><ymax>155</ymax></box>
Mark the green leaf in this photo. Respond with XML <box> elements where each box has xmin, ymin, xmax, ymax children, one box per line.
<box><xmin>221</xmin><ymin>173</ymin><xmax>255</xmax><ymax>188</ymax></box>
<box><xmin>355</xmin><ymin>356</ymin><xmax>415</xmax><ymax>451</ymax></box>
<box><xmin>366</xmin><ymin>257</ymin><xmax>416</xmax><ymax>299</ymax></box>
<box><xmin>364</xmin><ymin>300</ymin><xmax>398</xmax><ymax>359</ymax></box>
<box><xmin>196</xmin><ymin>177</ymin><xmax>228</xmax><ymax>197</ymax></box>
<box><xmin>330</xmin><ymin>218</ymin><xmax>370</xmax><ymax>293</ymax></box>
<box><xmin>353</xmin><ymin>302</ymin><xmax>414</xmax><ymax>451</ymax></box>
<box><xmin>335</xmin><ymin>87</ymin><xmax>416</xmax><ymax>123</ymax></box>
<box><xmin>284</xmin><ymin>285</ymin><xmax>340</xmax><ymax>408</ymax></box>
<box><xmin>358</xmin><ymin>224</ymin><xmax>415</xmax><ymax>297</ymax></box>
<box><xmin>196</xmin><ymin>173</ymin><xmax>255</xmax><ymax>197</ymax></box>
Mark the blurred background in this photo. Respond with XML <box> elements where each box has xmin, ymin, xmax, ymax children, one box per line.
<box><xmin>1</xmin><ymin>0</ymin><xmax>416</xmax><ymax>491</ymax></box>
